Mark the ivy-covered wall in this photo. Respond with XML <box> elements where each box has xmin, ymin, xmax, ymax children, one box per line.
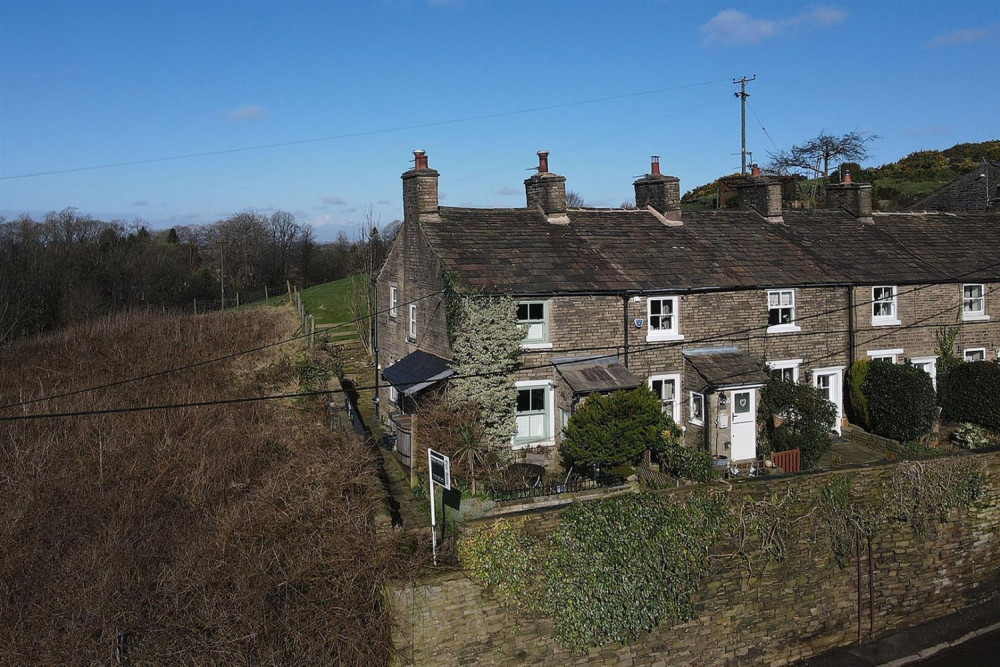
<box><xmin>389</xmin><ymin>450</ymin><xmax>1000</xmax><ymax>666</ymax></box>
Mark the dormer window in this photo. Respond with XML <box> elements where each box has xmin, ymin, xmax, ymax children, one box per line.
<box><xmin>872</xmin><ymin>286</ymin><xmax>900</xmax><ymax>326</ymax></box>
<box><xmin>647</xmin><ymin>297</ymin><xmax>682</xmax><ymax>342</ymax></box>
<box><xmin>517</xmin><ymin>301</ymin><xmax>551</xmax><ymax>349</ymax></box>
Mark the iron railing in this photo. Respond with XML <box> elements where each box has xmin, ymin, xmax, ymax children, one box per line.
<box><xmin>487</xmin><ymin>473</ymin><xmax>626</xmax><ymax>503</ymax></box>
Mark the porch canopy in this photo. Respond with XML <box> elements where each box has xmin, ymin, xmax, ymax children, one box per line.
<box><xmin>554</xmin><ymin>355</ymin><xmax>641</xmax><ymax>394</ymax></box>
<box><xmin>381</xmin><ymin>349</ymin><xmax>454</xmax><ymax>396</ymax></box>
<box><xmin>683</xmin><ymin>347</ymin><xmax>768</xmax><ymax>392</ymax></box>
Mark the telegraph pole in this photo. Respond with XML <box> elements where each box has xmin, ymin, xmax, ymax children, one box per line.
<box><xmin>733</xmin><ymin>75</ymin><xmax>756</xmax><ymax>175</ymax></box>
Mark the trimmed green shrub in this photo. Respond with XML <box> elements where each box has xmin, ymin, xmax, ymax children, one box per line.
<box><xmin>561</xmin><ymin>387</ymin><xmax>668</xmax><ymax>469</ymax></box>
<box><xmin>939</xmin><ymin>361</ymin><xmax>1000</xmax><ymax>430</ymax></box>
<box><xmin>758</xmin><ymin>377</ymin><xmax>836</xmax><ymax>468</ymax></box>
<box><xmin>863</xmin><ymin>361</ymin><xmax>937</xmax><ymax>442</ymax></box>
<box><xmin>845</xmin><ymin>360</ymin><xmax>871</xmax><ymax>429</ymax></box>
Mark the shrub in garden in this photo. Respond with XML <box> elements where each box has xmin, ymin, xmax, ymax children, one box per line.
<box><xmin>939</xmin><ymin>361</ymin><xmax>1000</xmax><ymax>430</ymax></box>
<box><xmin>845</xmin><ymin>360</ymin><xmax>871</xmax><ymax>429</ymax></box>
<box><xmin>652</xmin><ymin>418</ymin><xmax>717</xmax><ymax>482</ymax></box>
<box><xmin>758</xmin><ymin>376</ymin><xmax>836</xmax><ymax>468</ymax></box>
<box><xmin>863</xmin><ymin>361</ymin><xmax>937</xmax><ymax>442</ymax></box>
<box><xmin>561</xmin><ymin>387</ymin><xmax>668</xmax><ymax>469</ymax></box>
<box><xmin>950</xmin><ymin>423</ymin><xmax>994</xmax><ymax>450</ymax></box>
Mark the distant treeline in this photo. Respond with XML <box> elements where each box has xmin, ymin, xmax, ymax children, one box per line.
<box><xmin>0</xmin><ymin>207</ymin><xmax>396</xmax><ymax>344</ymax></box>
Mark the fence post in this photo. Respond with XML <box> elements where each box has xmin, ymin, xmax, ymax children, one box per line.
<box><xmin>287</xmin><ymin>281</ymin><xmax>292</xmax><ymax>303</ymax></box>
<box><xmin>309</xmin><ymin>315</ymin><xmax>315</xmax><ymax>348</ymax></box>
<box><xmin>193</xmin><ymin>299</ymin><xmax>197</xmax><ymax>315</ymax></box>
<box><xmin>264</xmin><ymin>285</ymin><xmax>269</xmax><ymax>301</ymax></box>
<box><xmin>236</xmin><ymin>292</ymin><xmax>240</xmax><ymax>308</ymax></box>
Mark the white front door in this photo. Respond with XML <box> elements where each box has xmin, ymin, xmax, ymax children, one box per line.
<box><xmin>730</xmin><ymin>389</ymin><xmax>756</xmax><ymax>461</ymax></box>
<box><xmin>813</xmin><ymin>368</ymin><xmax>843</xmax><ymax>435</ymax></box>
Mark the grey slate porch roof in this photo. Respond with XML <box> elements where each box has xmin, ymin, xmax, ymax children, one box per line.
<box><xmin>418</xmin><ymin>207</ymin><xmax>1000</xmax><ymax>294</ymax></box>
<box><xmin>554</xmin><ymin>356</ymin><xmax>641</xmax><ymax>394</ymax></box>
<box><xmin>683</xmin><ymin>347</ymin><xmax>769</xmax><ymax>392</ymax></box>
<box><xmin>381</xmin><ymin>349</ymin><xmax>453</xmax><ymax>396</ymax></box>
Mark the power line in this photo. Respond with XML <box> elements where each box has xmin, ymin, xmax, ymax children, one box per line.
<box><xmin>0</xmin><ymin>288</ymin><xmax>446</xmax><ymax>412</ymax></box>
<box><xmin>0</xmin><ymin>79</ymin><xmax>731</xmax><ymax>181</ymax></box>
<box><xmin>4</xmin><ymin>283</ymin><xmax>997</xmax><ymax>424</ymax></box>
<box><xmin>745</xmin><ymin>100</ymin><xmax>780</xmax><ymax>154</ymax></box>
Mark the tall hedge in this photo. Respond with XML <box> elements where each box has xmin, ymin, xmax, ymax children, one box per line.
<box><xmin>758</xmin><ymin>376</ymin><xmax>836</xmax><ymax>468</ymax></box>
<box><xmin>845</xmin><ymin>360</ymin><xmax>871</xmax><ymax>429</ymax></box>
<box><xmin>939</xmin><ymin>361</ymin><xmax>1000</xmax><ymax>430</ymax></box>
<box><xmin>561</xmin><ymin>387</ymin><xmax>668</xmax><ymax>469</ymax></box>
<box><xmin>863</xmin><ymin>361</ymin><xmax>937</xmax><ymax>442</ymax></box>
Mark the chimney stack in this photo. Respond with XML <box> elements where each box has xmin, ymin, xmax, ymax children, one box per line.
<box><xmin>633</xmin><ymin>156</ymin><xmax>681</xmax><ymax>223</ymax></box>
<box><xmin>524</xmin><ymin>151</ymin><xmax>568</xmax><ymax>223</ymax></box>
<box><xmin>735</xmin><ymin>171</ymin><xmax>783</xmax><ymax>222</ymax></box>
<box><xmin>826</xmin><ymin>176</ymin><xmax>873</xmax><ymax>222</ymax></box>
<box><xmin>402</xmin><ymin>149</ymin><xmax>439</xmax><ymax>220</ymax></box>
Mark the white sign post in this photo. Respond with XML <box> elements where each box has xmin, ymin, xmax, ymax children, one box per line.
<box><xmin>427</xmin><ymin>449</ymin><xmax>451</xmax><ymax>565</ymax></box>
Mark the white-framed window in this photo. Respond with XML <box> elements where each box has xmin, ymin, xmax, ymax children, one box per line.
<box><xmin>768</xmin><ymin>358</ymin><xmax>803</xmax><ymax>383</ymax></box>
<box><xmin>910</xmin><ymin>356</ymin><xmax>938</xmax><ymax>390</ymax></box>
<box><xmin>689</xmin><ymin>391</ymin><xmax>705</xmax><ymax>425</ymax></box>
<box><xmin>867</xmin><ymin>348</ymin><xmax>903</xmax><ymax>364</ymax></box>
<box><xmin>517</xmin><ymin>300</ymin><xmax>551</xmax><ymax>349</ymax></box>
<box><xmin>389</xmin><ymin>284</ymin><xmax>398</xmax><ymax>319</ymax></box>
<box><xmin>964</xmin><ymin>348</ymin><xmax>986</xmax><ymax>362</ymax></box>
<box><xmin>962</xmin><ymin>284</ymin><xmax>988</xmax><ymax>321</ymax></box>
<box><xmin>872</xmin><ymin>286</ymin><xmax>900</xmax><ymax>326</ymax></box>
<box><xmin>408</xmin><ymin>304</ymin><xmax>417</xmax><ymax>340</ymax></box>
<box><xmin>513</xmin><ymin>380</ymin><xmax>554</xmax><ymax>447</ymax></box>
<box><xmin>767</xmin><ymin>290</ymin><xmax>800</xmax><ymax>333</ymax></box>
<box><xmin>646</xmin><ymin>297</ymin><xmax>682</xmax><ymax>342</ymax></box>
<box><xmin>389</xmin><ymin>385</ymin><xmax>399</xmax><ymax>404</ymax></box>
<box><xmin>649</xmin><ymin>373</ymin><xmax>681</xmax><ymax>424</ymax></box>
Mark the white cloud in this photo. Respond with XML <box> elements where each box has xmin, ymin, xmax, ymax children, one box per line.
<box><xmin>130</xmin><ymin>200</ymin><xmax>149</xmax><ymax>206</ymax></box>
<box><xmin>903</xmin><ymin>125</ymin><xmax>950</xmax><ymax>137</ymax></box>
<box><xmin>700</xmin><ymin>5</ymin><xmax>845</xmax><ymax>46</ymax></box>
<box><xmin>926</xmin><ymin>25</ymin><xmax>995</xmax><ymax>48</ymax></box>
<box><xmin>495</xmin><ymin>187</ymin><xmax>519</xmax><ymax>196</ymax></box>
<box><xmin>376</xmin><ymin>199</ymin><xmax>391</xmax><ymax>205</ymax></box>
<box><xmin>321</xmin><ymin>195</ymin><xmax>348</xmax><ymax>205</ymax></box>
<box><xmin>226</xmin><ymin>104</ymin><xmax>266</xmax><ymax>121</ymax></box>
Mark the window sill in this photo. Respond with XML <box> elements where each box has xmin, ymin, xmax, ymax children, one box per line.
<box><xmin>766</xmin><ymin>324</ymin><xmax>801</xmax><ymax>334</ymax></box>
<box><xmin>646</xmin><ymin>332</ymin><xmax>684</xmax><ymax>343</ymax></box>
<box><xmin>871</xmin><ymin>318</ymin><xmax>901</xmax><ymax>327</ymax></box>
<box><xmin>511</xmin><ymin>439</ymin><xmax>555</xmax><ymax>450</ymax></box>
<box><xmin>521</xmin><ymin>342</ymin><xmax>553</xmax><ymax>350</ymax></box>
<box><xmin>962</xmin><ymin>314</ymin><xmax>990</xmax><ymax>322</ymax></box>
<box><xmin>689</xmin><ymin>419</ymin><xmax>704</xmax><ymax>427</ymax></box>
<box><xmin>405</xmin><ymin>336</ymin><xmax>417</xmax><ymax>344</ymax></box>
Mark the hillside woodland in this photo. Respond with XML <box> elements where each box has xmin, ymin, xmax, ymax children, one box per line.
<box><xmin>0</xmin><ymin>307</ymin><xmax>418</xmax><ymax>664</ymax></box>
<box><xmin>0</xmin><ymin>208</ymin><xmax>394</xmax><ymax>346</ymax></box>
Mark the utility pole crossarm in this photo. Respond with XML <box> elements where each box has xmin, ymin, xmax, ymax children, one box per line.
<box><xmin>733</xmin><ymin>75</ymin><xmax>756</xmax><ymax>176</ymax></box>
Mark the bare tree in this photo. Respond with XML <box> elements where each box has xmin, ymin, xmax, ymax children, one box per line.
<box><xmin>348</xmin><ymin>205</ymin><xmax>388</xmax><ymax>354</ymax></box>
<box><xmin>565</xmin><ymin>190</ymin><xmax>586</xmax><ymax>207</ymax></box>
<box><xmin>767</xmin><ymin>130</ymin><xmax>880</xmax><ymax>180</ymax></box>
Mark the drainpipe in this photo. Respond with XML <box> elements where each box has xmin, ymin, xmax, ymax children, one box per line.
<box><xmin>622</xmin><ymin>293</ymin><xmax>630</xmax><ymax>367</ymax></box>
<box><xmin>847</xmin><ymin>287</ymin><xmax>856</xmax><ymax>368</ymax></box>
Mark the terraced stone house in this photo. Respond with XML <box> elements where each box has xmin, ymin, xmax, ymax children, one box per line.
<box><xmin>376</xmin><ymin>150</ymin><xmax>1000</xmax><ymax>468</ymax></box>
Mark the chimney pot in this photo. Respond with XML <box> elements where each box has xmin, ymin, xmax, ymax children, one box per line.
<box><xmin>537</xmin><ymin>150</ymin><xmax>549</xmax><ymax>174</ymax></box>
<box><xmin>651</xmin><ymin>156</ymin><xmax>661</xmax><ymax>176</ymax></box>
<box><xmin>751</xmin><ymin>164</ymin><xmax>761</xmax><ymax>177</ymax></box>
<box><xmin>413</xmin><ymin>149</ymin><xmax>428</xmax><ymax>170</ymax></box>
<box><xmin>843</xmin><ymin>170</ymin><xmax>852</xmax><ymax>184</ymax></box>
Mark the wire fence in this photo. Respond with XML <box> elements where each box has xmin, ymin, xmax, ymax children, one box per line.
<box><xmin>486</xmin><ymin>472</ymin><xmax>627</xmax><ymax>503</ymax></box>
<box><xmin>191</xmin><ymin>284</ymin><xmax>287</xmax><ymax>315</ymax></box>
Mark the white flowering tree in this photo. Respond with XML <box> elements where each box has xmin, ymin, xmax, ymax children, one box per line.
<box><xmin>448</xmin><ymin>294</ymin><xmax>523</xmax><ymax>453</ymax></box>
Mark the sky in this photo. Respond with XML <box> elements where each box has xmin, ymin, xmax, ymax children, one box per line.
<box><xmin>1</xmin><ymin>1</ymin><xmax>998</xmax><ymax>240</ymax></box>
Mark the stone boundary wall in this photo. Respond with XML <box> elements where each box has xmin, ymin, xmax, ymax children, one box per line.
<box><xmin>842</xmin><ymin>423</ymin><xmax>904</xmax><ymax>457</ymax></box>
<box><xmin>389</xmin><ymin>451</ymin><xmax>1000</xmax><ymax>666</ymax></box>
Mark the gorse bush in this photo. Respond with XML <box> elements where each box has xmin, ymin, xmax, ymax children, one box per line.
<box><xmin>561</xmin><ymin>387</ymin><xmax>669</xmax><ymax>469</ymax></box>
<box><xmin>845</xmin><ymin>360</ymin><xmax>871</xmax><ymax>429</ymax></box>
<box><xmin>758</xmin><ymin>376</ymin><xmax>836</xmax><ymax>468</ymax></box>
<box><xmin>939</xmin><ymin>361</ymin><xmax>1000</xmax><ymax>431</ymax></box>
<box><xmin>864</xmin><ymin>361</ymin><xmax>937</xmax><ymax>442</ymax></box>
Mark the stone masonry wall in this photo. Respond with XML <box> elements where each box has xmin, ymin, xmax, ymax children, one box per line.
<box><xmin>389</xmin><ymin>450</ymin><xmax>1000</xmax><ymax>666</ymax></box>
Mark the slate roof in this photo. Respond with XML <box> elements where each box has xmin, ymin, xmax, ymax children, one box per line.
<box><xmin>382</xmin><ymin>349</ymin><xmax>453</xmax><ymax>396</ymax></box>
<box><xmin>554</xmin><ymin>357</ymin><xmax>641</xmax><ymax>394</ymax></box>
<box><xmin>683</xmin><ymin>348</ymin><xmax>769</xmax><ymax>391</ymax></box>
<box><xmin>418</xmin><ymin>206</ymin><xmax>1000</xmax><ymax>294</ymax></box>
